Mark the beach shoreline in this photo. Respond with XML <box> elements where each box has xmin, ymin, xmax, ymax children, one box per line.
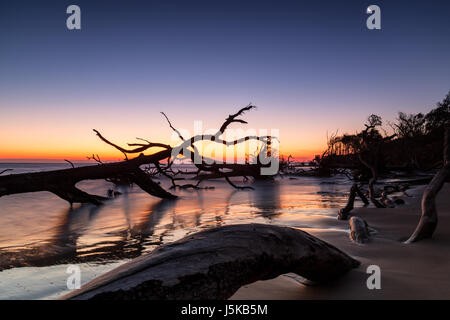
<box><xmin>232</xmin><ymin>184</ymin><xmax>450</xmax><ymax>300</ymax></box>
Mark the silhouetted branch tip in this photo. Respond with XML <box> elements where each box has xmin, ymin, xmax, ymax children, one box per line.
<box><xmin>64</xmin><ymin>160</ymin><xmax>75</xmax><ymax>168</ymax></box>
<box><xmin>0</xmin><ymin>169</ymin><xmax>13</xmax><ymax>175</ymax></box>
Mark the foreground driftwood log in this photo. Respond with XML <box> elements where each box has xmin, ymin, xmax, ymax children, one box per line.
<box><xmin>62</xmin><ymin>224</ymin><xmax>359</xmax><ymax>300</ymax></box>
<box><xmin>406</xmin><ymin>128</ymin><xmax>450</xmax><ymax>243</ymax></box>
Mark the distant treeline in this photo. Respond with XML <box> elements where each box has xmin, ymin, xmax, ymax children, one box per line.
<box><xmin>321</xmin><ymin>91</ymin><xmax>450</xmax><ymax>174</ymax></box>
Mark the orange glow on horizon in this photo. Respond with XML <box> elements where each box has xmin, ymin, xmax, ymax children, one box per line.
<box><xmin>0</xmin><ymin>102</ymin><xmax>332</xmax><ymax>163</ymax></box>
<box><xmin>0</xmin><ymin>144</ymin><xmax>325</xmax><ymax>163</ymax></box>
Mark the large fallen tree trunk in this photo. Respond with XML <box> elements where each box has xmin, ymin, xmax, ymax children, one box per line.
<box><xmin>405</xmin><ymin>128</ymin><xmax>450</xmax><ymax>243</ymax></box>
<box><xmin>0</xmin><ymin>151</ymin><xmax>176</xmax><ymax>204</ymax></box>
<box><xmin>62</xmin><ymin>224</ymin><xmax>360</xmax><ymax>300</ymax></box>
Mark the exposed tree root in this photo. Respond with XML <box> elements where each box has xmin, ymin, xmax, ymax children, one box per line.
<box><xmin>338</xmin><ymin>183</ymin><xmax>369</xmax><ymax>220</ymax></box>
<box><xmin>406</xmin><ymin>128</ymin><xmax>449</xmax><ymax>243</ymax></box>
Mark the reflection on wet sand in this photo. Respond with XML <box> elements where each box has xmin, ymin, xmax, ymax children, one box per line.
<box><xmin>250</xmin><ymin>180</ymin><xmax>281</xmax><ymax>218</ymax></box>
<box><xmin>0</xmin><ymin>192</ymin><xmax>178</xmax><ymax>271</ymax></box>
<box><xmin>0</xmin><ymin>176</ymin><xmax>356</xmax><ymax>272</ymax></box>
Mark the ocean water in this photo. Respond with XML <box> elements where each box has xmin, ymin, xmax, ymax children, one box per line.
<box><xmin>0</xmin><ymin>163</ymin><xmax>359</xmax><ymax>299</ymax></box>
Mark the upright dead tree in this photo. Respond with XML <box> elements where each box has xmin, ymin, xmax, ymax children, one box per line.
<box><xmin>357</xmin><ymin>115</ymin><xmax>396</xmax><ymax>208</ymax></box>
<box><xmin>336</xmin><ymin>115</ymin><xmax>396</xmax><ymax>218</ymax></box>
<box><xmin>405</xmin><ymin>127</ymin><xmax>450</xmax><ymax>243</ymax></box>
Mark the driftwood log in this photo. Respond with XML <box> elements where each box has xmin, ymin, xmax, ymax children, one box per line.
<box><xmin>62</xmin><ymin>224</ymin><xmax>360</xmax><ymax>300</ymax></box>
<box><xmin>0</xmin><ymin>153</ymin><xmax>176</xmax><ymax>204</ymax></box>
<box><xmin>406</xmin><ymin>128</ymin><xmax>450</xmax><ymax>243</ymax></box>
<box><xmin>349</xmin><ymin>217</ymin><xmax>371</xmax><ymax>244</ymax></box>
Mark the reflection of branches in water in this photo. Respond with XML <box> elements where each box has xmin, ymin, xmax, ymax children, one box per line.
<box><xmin>195</xmin><ymin>191</ymin><xmax>204</xmax><ymax>227</ymax></box>
<box><xmin>315</xmin><ymin>192</ymin><xmax>354</xmax><ymax>209</ymax></box>
<box><xmin>250</xmin><ymin>180</ymin><xmax>281</xmax><ymax>218</ymax></box>
<box><xmin>131</xmin><ymin>199</ymin><xmax>177</xmax><ymax>240</ymax></box>
<box><xmin>120</xmin><ymin>187</ymin><xmax>132</xmax><ymax>238</ymax></box>
<box><xmin>52</xmin><ymin>204</ymin><xmax>101</xmax><ymax>250</ymax></box>
<box><xmin>168</xmin><ymin>190</ymin><xmax>205</xmax><ymax>229</ymax></box>
<box><xmin>316</xmin><ymin>182</ymin><xmax>355</xmax><ymax>209</ymax></box>
<box><xmin>88</xmin><ymin>198</ymin><xmax>178</xmax><ymax>259</ymax></box>
<box><xmin>0</xmin><ymin>204</ymin><xmax>100</xmax><ymax>270</ymax></box>
<box><xmin>215</xmin><ymin>190</ymin><xmax>241</xmax><ymax>226</ymax></box>
<box><xmin>0</xmin><ymin>198</ymin><xmax>177</xmax><ymax>271</ymax></box>
<box><xmin>223</xmin><ymin>190</ymin><xmax>239</xmax><ymax>216</ymax></box>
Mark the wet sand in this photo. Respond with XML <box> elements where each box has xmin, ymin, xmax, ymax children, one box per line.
<box><xmin>232</xmin><ymin>184</ymin><xmax>450</xmax><ymax>299</ymax></box>
<box><xmin>0</xmin><ymin>169</ymin><xmax>359</xmax><ymax>299</ymax></box>
<box><xmin>1</xmin><ymin>164</ymin><xmax>448</xmax><ymax>299</ymax></box>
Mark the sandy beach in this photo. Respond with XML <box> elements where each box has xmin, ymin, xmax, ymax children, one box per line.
<box><xmin>1</xmin><ymin>166</ymin><xmax>448</xmax><ymax>300</ymax></box>
<box><xmin>232</xmin><ymin>184</ymin><xmax>450</xmax><ymax>300</ymax></box>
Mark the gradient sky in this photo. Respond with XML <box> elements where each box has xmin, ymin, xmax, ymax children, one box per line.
<box><xmin>1</xmin><ymin>0</ymin><xmax>450</xmax><ymax>161</ymax></box>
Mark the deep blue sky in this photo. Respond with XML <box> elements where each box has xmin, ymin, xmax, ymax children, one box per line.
<box><xmin>1</xmin><ymin>0</ymin><xmax>450</xmax><ymax>159</ymax></box>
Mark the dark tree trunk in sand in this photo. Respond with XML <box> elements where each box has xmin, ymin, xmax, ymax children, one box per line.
<box><xmin>359</xmin><ymin>152</ymin><xmax>386</xmax><ymax>209</ymax></box>
<box><xmin>338</xmin><ymin>153</ymin><xmax>387</xmax><ymax>219</ymax></box>
<box><xmin>62</xmin><ymin>224</ymin><xmax>360</xmax><ymax>300</ymax></box>
<box><xmin>338</xmin><ymin>183</ymin><xmax>369</xmax><ymax>220</ymax></box>
<box><xmin>406</xmin><ymin>128</ymin><xmax>450</xmax><ymax>243</ymax></box>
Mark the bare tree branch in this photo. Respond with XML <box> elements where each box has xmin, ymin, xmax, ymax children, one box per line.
<box><xmin>64</xmin><ymin>159</ymin><xmax>75</xmax><ymax>168</ymax></box>
<box><xmin>0</xmin><ymin>106</ymin><xmax>273</xmax><ymax>204</ymax></box>
<box><xmin>0</xmin><ymin>169</ymin><xmax>12</xmax><ymax>175</ymax></box>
